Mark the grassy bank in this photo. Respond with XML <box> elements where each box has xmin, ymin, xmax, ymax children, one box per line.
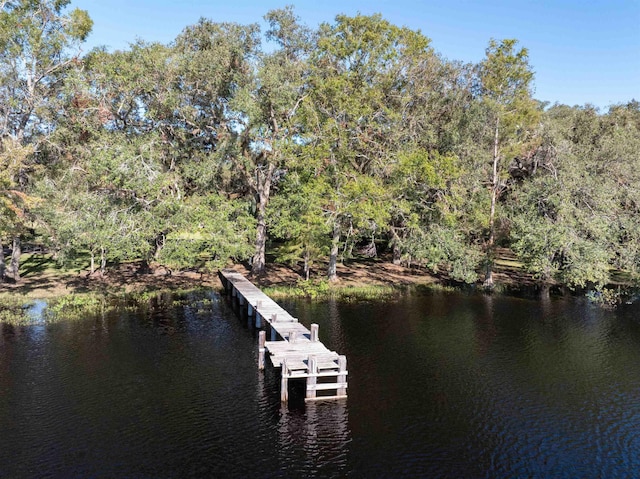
<box><xmin>0</xmin><ymin>288</ymin><xmax>212</xmax><ymax>325</ymax></box>
<box><xmin>1</xmin><ymin>251</ymin><xmax>638</xmax><ymax>324</ymax></box>
<box><xmin>263</xmin><ymin>280</ymin><xmax>403</xmax><ymax>301</ymax></box>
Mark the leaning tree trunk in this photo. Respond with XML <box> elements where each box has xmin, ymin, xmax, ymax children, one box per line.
<box><xmin>0</xmin><ymin>240</ymin><xmax>5</xmax><ymax>282</ymax></box>
<box><xmin>327</xmin><ymin>227</ymin><xmax>340</xmax><ymax>282</ymax></box>
<box><xmin>484</xmin><ymin>118</ymin><xmax>500</xmax><ymax>289</ymax></box>
<box><xmin>11</xmin><ymin>236</ymin><xmax>21</xmax><ymax>282</ymax></box>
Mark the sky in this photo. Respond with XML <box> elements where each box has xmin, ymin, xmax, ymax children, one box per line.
<box><xmin>69</xmin><ymin>0</ymin><xmax>639</xmax><ymax>110</ymax></box>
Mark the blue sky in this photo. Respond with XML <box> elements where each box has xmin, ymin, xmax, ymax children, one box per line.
<box><xmin>70</xmin><ymin>0</ymin><xmax>639</xmax><ymax>110</ymax></box>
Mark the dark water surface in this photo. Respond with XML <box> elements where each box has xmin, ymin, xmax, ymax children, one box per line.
<box><xmin>1</xmin><ymin>290</ymin><xmax>639</xmax><ymax>478</ymax></box>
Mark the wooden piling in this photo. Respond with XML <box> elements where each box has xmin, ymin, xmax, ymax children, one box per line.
<box><xmin>258</xmin><ymin>331</ymin><xmax>266</xmax><ymax>370</ymax></box>
<box><xmin>281</xmin><ymin>358</ymin><xmax>289</xmax><ymax>402</ymax></box>
<box><xmin>306</xmin><ymin>355</ymin><xmax>317</xmax><ymax>400</ymax></box>
<box><xmin>310</xmin><ymin>324</ymin><xmax>319</xmax><ymax>342</ymax></box>
<box><xmin>338</xmin><ymin>355</ymin><xmax>347</xmax><ymax>396</ymax></box>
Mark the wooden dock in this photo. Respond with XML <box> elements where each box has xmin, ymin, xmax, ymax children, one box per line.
<box><xmin>218</xmin><ymin>269</ymin><xmax>348</xmax><ymax>402</ymax></box>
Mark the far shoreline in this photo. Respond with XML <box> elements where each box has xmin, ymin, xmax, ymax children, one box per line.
<box><xmin>0</xmin><ymin>253</ymin><xmax>633</xmax><ymax>308</ymax></box>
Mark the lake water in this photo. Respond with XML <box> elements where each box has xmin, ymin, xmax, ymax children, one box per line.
<box><xmin>1</xmin><ymin>289</ymin><xmax>639</xmax><ymax>478</ymax></box>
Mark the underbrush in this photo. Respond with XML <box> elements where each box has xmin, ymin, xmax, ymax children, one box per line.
<box><xmin>264</xmin><ymin>279</ymin><xmax>401</xmax><ymax>301</ymax></box>
<box><xmin>0</xmin><ymin>288</ymin><xmax>210</xmax><ymax>324</ymax></box>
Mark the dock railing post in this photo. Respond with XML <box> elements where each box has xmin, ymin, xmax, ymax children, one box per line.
<box><xmin>306</xmin><ymin>355</ymin><xmax>317</xmax><ymax>400</ymax></box>
<box><xmin>310</xmin><ymin>324</ymin><xmax>319</xmax><ymax>342</ymax></box>
<box><xmin>289</xmin><ymin>331</ymin><xmax>297</xmax><ymax>343</ymax></box>
<box><xmin>338</xmin><ymin>355</ymin><xmax>347</xmax><ymax>397</ymax></box>
<box><xmin>258</xmin><ymin>331</ymin><xmax>266</xmax><ymax>370</ymax></box>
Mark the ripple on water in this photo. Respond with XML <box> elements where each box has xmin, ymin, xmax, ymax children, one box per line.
<box><xmin>3</xmin><ymin>291</ymin><xmax>640</xmax><ymax>478</ymax></box>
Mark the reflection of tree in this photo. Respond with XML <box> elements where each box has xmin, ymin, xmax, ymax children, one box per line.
<box><xmin>475</xmin><ymin>294</ymin><xmax>498</xmax><ymax>357</ymax></box>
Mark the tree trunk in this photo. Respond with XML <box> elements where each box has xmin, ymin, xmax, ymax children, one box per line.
<box><xmin>327</xmin><ymin>227</ymin><xmax>340</xmax><ymax>282</ymax></box>
<box><xmin>90</xmin><ymin>251</ymin><xmax>96</xmax><ymax>275</ymax></box>
<box><xmin>0</xmin><ymin>240</ymin><xmax>5</xmax><ymax>282</ymax></box>
<box><xmin>252</xmin><ymin>195</ymin><xmax>268</xmax><ymax>275</ymax></box>
<box><xmin>540</xmin><ymin>283</ymin><xmax>550</xmax><ymax>299</ymax></box>
<box><xmin>100</xmin><ymin>247</ymin><xmax>106</xmax><ymax>276</ymax></box>
<box><xmin>11</xmin><ymin>236</ymin><xmax>21</xmax><ymax>282</ymax></box>
<box><xmin>391</xmin><ymin>228</ymin><xmax>402</xmax><ymax>265</ymax></box>
<box><xmin>153</xmin><ymin>232</ymin><xmax>165</xmax><ymax>260</ymax></box>
<box><xmin>303</xmin><ymin>248</ymin><xmax>310</xmax><ymax>281</ymax></box>
<box><xmin>484</xmin><ymin>118</ymin><xmax>500</xmax><ymax>288</ymax></box>
<box><xmin>252</xmin><ymin>168</ymin><xmax>273</xmax><ymax>275</ymax></box>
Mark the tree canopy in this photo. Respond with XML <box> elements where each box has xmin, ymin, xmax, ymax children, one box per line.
<box><xmin>2</xmin><ymin>0</ymin><xmax>639</xmax><ymax>295</ymax></box>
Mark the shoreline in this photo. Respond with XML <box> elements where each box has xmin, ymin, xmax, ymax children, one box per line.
<box><xmin>0</xmin><ymin>257</ymin><xmax>640</xmax><ymax>324</ymax></box>
<box><xmin>0</xmin><ymin>257</ymin><xmax>443</xmax><ymax>300</ymax></box>
<box><xmin>0</xmin><ymin>254</ymin><xmax>632</xmax><ymax>306</ymax></box>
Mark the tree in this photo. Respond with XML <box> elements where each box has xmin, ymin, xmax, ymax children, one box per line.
<box><xmin>508</xmin><ymin>101</ymin><xmax>640</xmax><ymax>291</ymax></box>
<box><xmin>268</xmin><ymin>171</ymin><xmax>331</xmax><ymax>280</ymax></box>
<box><xmin>303</xmin><ymin>14</ymin><xmax>431</xmax><ymax>281</ymax></box>
<box><xmin>478</xmin><ymin>39</ymin><xmax>539</xmax><ymax>287</ymax></box>
<box><xmin>386</xmin><ymin>148</ymin><xmax>482</xmax><ymax>282</ymax></box>
<box><xmin>227</xmin><ymin>7</ymin><xmax>312</xmax><ymax>275</ymax></box>
<box><xmin>0</xmin><ymin>0</ymin><xmax>92</xmax><ymax>279</ymax></box>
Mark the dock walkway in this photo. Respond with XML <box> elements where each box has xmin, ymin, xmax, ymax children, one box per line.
<box><xmin>218</xmin><ymin>269</ymin><xmax>348</xmax><ymax>402</ymax></box>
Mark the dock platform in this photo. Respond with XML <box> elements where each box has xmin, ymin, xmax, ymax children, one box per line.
<box><xmin>218</xmin><ymin>269</ymin><xmax>348</xmax><ymax>402</ymax></box>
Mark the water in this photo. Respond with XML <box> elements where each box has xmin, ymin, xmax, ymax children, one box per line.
<box><xmin>1</xmin><ymin>290</ymin><xmax>639</xmax><ymax>478</ymax></box>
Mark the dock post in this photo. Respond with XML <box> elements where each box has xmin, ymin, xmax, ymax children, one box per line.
<box><xmin>258</xmin><ymin>331</ymin><xmax>266</xmax><ymax>370</ymax></box>
<box><xmin>289</xmin><ymin>331</ymin><xmax>297</xmax><ymax>343</ymax></box>
<box><xmin>255</xmin><ymin>301</ymin><xmax>263</xmax><ymax>328</ymax></box>
<box><xmin>306</xmin><ymin>355</ymin><xmax>317</xmax><ymax>400</ymax></box>
<box><xmin>338</xmin><ymin>355</ymin><xmax>347</xmax><ymax>397</ymax></box>
<box><xmin>310</xmin><ymin>324</ymin><xmax>319</xmax><ymax>342</ymax></box>
<box><xmin>281</xmin><ymin>358</ymin><xmax>289</xmax><ymax>402</ymax></box>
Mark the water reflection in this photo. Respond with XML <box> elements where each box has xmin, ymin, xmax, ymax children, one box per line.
<box><xmin>276</xmin><ymin>400</ymin><xmax>350</xmax><ymax>478</ymax></box>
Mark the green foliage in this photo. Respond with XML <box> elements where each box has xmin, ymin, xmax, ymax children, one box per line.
<box><xmin>44</xmin><ymin>294</ymin><xmax>105</xmax><ymax>321</ymax></box>
<box><xmin>0</xmin><ymin>5</ymin><xmax>638</xmax><ymax>294</ymax></box>
<box><xmin>156</xmin><ymin>195</ymin><xmax>254</xmax><ymax>270</ymax></box>
<box><xmin>586</xmin><ymin>287</ymin><xmax>621</xmax><ymax>308</ymax></box>
<box><xmin>0</xmin><ymin>294</ymin><xmax>33</xmax><ymax>324</ymax></box>
<box><xmin>264</xmin><ymin>280</ymin><xmax>398</xmax><ymax>301</ymax></box>
<box><xmin>268</xmin><ymin>172</ymin><xmax>331</xmax><ymax>273</ymax></box>
<box><xmin>403</xmin><ymin>224</ymin><xmax>482</xmax><ymax>283</ymax></box>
